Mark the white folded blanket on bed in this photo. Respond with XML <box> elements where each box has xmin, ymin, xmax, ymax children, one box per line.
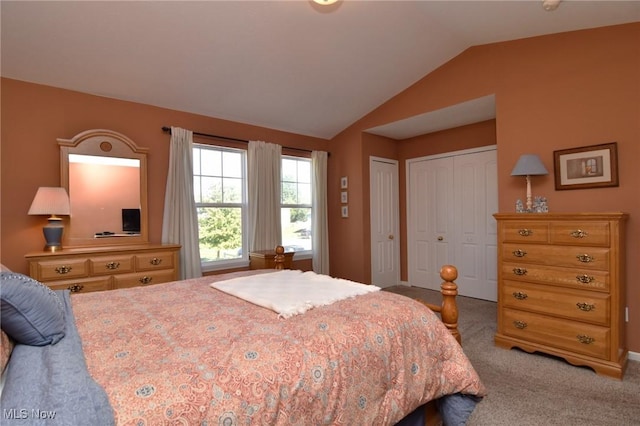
<box><xmin>210</xmin><ymin>270</ymin><xmax>380</xmax><ymax>318</ymax></box>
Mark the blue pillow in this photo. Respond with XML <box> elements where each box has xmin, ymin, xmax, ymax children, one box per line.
<box><xmin>0</xmin><ymin>272</ymin><xmax>65</xmax><ymax>346</ymax></box>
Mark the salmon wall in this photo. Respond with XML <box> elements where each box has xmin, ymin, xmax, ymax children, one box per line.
<box><xmin>327</xmin><ymin>23</ymin><xmax>640</xmax><ymax>352</ymax></box>
<box><xmin>0</xmin><ymin>78</ymin><xmax>327</xmax><ymax>274</ymax></box>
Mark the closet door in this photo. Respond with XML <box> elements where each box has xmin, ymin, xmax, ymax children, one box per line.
<box><xmin>407</xmin><ymin>156</ymin><xmax>454</xmax><ymax>292</ymax></box>
<box><xmin>407</xmin><ymin>147</ymin><xmax>497</xmax><ymax>301</ymax></box>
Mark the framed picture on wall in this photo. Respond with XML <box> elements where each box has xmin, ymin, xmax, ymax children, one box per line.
<box><xmin>341</xmin><ymin>191</ymin><xmax>348</xmax><ymax>204</ymax></box>
<box><xmin>553</xmin><ymin>142</ymin><xmax>619</xmax><ymax>190</ymax></box>
<box><xmin>341</xmin><ymin>206</ymin><xmax>349</xmax><ymax>218</ymax></box>
<box><xmin>340</xmin><ymin>176</ymin><xmax>348</xmax><ymax>189</ymax></box>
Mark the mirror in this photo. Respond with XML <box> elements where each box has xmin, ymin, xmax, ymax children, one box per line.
<box><xmin>59</xmin><ymin>129</ymin><xmax>149</xmax><ymax>247</ymax></box>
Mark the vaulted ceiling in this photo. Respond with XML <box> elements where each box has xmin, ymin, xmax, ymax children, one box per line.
<box><xmin>2</xmin><ymin>1</ymin><xmax>639</xmax><ymax>139</ymax></box>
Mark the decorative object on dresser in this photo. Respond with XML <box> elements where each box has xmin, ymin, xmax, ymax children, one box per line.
<box><xmin>493</xmin><ymin>212</ymin><xmax>628</xmax><ymax>379</ymax></box>
<box><xmin>25</xmin><ymin>244</ymin><xmax>181</xmax><ymax>293</ymax></box>
<box><xmin>27</xmin><ymin>187</ymin><xmax>71</xmax><ymax>252</ymax></box>
<box><xmin>510</xmin><ymin>154</ymin><xmax>548</xmax><ymax>212</ymax></box>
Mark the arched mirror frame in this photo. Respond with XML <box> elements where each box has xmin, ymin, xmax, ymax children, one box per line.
<box><xmin>59</xmin><ymin>129</ymin><xmax>149</xmax><ymax>247</ymax></box>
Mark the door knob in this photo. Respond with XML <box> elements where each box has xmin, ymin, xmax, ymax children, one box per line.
<box><xmin>388</xmin><ymin>235</ymin><xmax>394</xmax><ymax>240</ymax></box>
<box><xmin>437</xmin><ymin>236</ymin><xmax>444</xmax><ymax>241</ymax></box>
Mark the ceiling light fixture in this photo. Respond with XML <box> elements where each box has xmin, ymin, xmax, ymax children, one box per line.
<box><xmin>542</xmin><ymin>0</ymin><xmax>561</xmax><ymax>11</ymax></box>
<box><xmin>313</xmin><ymin>0</ymin><xmax>339</xmax><ymax>4</ymax></box>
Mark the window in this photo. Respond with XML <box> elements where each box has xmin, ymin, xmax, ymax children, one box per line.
<box><xmin>281</xmin><ymin>156</ymin><xmax>312</xmax><ymax>253</ymax></box>
<box><xmin>193</xmin><ymin>144</ymin><xmax>246</xmax><ymax>267</ymax></box>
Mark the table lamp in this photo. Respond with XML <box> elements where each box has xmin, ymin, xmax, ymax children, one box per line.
<box><xmin>511</xmin><ymin>154</ymin><xmax>548</xmax><ymax>212</ymax></box>
<box><xmin>28</xmin><ymin>187</ymin><xmax>71</xmax><ymax>252</ymax></box>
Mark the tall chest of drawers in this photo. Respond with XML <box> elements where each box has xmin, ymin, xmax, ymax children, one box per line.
<box><xmin>493</xmin><ymin>213</ymin><xmax>628</xmax><ymax>379</ymax></box>
<box><xmin>25</xmin><ymin>244</ymin><xmax>181</xmax><ymax>294</ymax></box>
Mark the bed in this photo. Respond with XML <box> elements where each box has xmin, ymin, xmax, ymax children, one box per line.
<box><xmin>0</xmin><ymin>250</ymin><xmax>485</xmax><ymax>425</ymax></box>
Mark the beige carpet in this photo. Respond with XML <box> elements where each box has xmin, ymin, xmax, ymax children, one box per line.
<box><xmin>384</xmin><ymin>285</ymin><xmax>640</xmax><ymax>426</ymax></box>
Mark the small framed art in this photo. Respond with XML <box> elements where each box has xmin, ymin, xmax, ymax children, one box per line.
<box><xmin>553</xmin><ymin>142</ymin><xmax>619</xmax><ymax>190</ymax></box>
<box><xmin>341</xmin><ymin>191</ymin><xmax>348</xmax><ymax>204</ymax></box>
<box><xmin>340</xmin><ymin>176</ymin><xmax>348</xmax><ymax>189</ymax></box>
<box><xmin>341</xmin><ymin>206</ymin><xmax>349</xmax><ymax>218</ymax></box>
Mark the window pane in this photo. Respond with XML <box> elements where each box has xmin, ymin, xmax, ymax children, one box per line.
<box><xmin>193</xmin><ymin>176</ymin><xmax>202</xmax><ymax>203</ymax></box>
<box><xmin>201</xmin><ymin>177</ymin><xmax>222</xmax><ymax>203</ymax></box>
<box><xmin>281</xmin><ymin>182</ymin><xmax>298</xmax><ymax>204</ymax></box>
<box><xmin>298</xmin><ymin>182</ymin><xmax>311</xmax><ymax>205</ymax></box>
<box><xmin>198</xmin><ymin>207</ymin><xmax>242</xmax><ymax>261</ymax></box>
<box><xmin>223</xmin><ymin>151</ymin><xmax>242</xmax><ymax>178</ymax></box>
<box><xmin>282</xmin><ymin>158</ymin><xmax>298</xmax><ymax>182</ymax></box>
<box><xmin>201</xmin><ymin>149</ymin><xmax>222</xmax><ymax>176</ymax></box>
<box><xmin>281</xmin><ymin>208</ymin><xmax>312</xmax><ymax>252</ymax></box>
<box><xmin>298</xmin><ymin>161</ymin><xmax>311</xmax><ymax>183</ymax></box>
<box><xmin>193</xmin><ymin>148</ymin><xmax>201</xmax><ymax>175</ymax></box>
<box><xmin>223</xmin><ymin>177</ymin><xmax>242</xmax><ymax>203</ymax></box>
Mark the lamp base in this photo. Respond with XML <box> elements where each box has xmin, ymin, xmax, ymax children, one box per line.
<box><xmin>42</xmin><ymin>218</ymin><xmax>65</xmax><ymax>252</ymax></box>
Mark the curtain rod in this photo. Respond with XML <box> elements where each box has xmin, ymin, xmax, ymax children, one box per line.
<box><xmin>161</xmin><ymin>126</ymin><xmax>319</xmax><ymax>155</ymax></box>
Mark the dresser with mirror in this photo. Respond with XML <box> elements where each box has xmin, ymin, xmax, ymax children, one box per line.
<box><xmin>25</xmin><ymin>129</ymin><xmax>180</xmax><ymax>293</ymax></box>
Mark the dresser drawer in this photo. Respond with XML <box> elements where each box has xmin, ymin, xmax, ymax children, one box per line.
<box><xmin>46</xmin><ymin>276</ymin><xmax>112</xmax><ymax>293</ymax></box>
<box><xmin>501</xmin><ymin>222</ymin><xmax>549</xmax><ymax>243</ymax></box>
<box><xmin>502</xmin><ymin>281</ymin><xmax>610</xmax><ymax>326</ymax></box>
<box><xmin>501</xmin><ymin>263</ymin><xmax>609</xmax><ymax>291</ymax></box>
<box><xmin>113</xmin><ymin>270</ymin><xmax>176</xmax><ymax>289</ymax></box>
<box><xmin>89</xmin><ymin>254</ymin><xmax>135</xmax><ymax>275</ymax></box>
<box><xmin>33</xmin><ymin>258</ymin><xmax>90</xmax><ymax>281</ymax></box>
<box><xmin>501</xmin><ymin>244</ymin><xmax>609</xmax><ymax>270</ymax></box>
<box><xmin>550</xmin><ymin>222</ymin><xmax>610</xmax><ymax>247</ymax></box>
<box><xmin>502</xmin><ymin>308</ymin><xmax>609</xmax><ymax>360</ymax></box>
<box><xmin>135</xmin><ymin>252</ymin><xmax>175</xmax><ymax>271</ymax></box>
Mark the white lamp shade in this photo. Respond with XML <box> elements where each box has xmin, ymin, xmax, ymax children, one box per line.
<box><xmin>28</xmin><ymin>187</ymin><xmax>71</xmax><ymax>216</ymax></box>
<box><xmin>511</xmin><ymin>154</ymin><xmax>548</xmax><ymax>176</ymax></box>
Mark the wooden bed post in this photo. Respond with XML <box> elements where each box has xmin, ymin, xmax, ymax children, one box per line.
<box><xmin>439</xmin><ymin>265</ymin><xmax>461</xmax><ymax>345</ymax></box>
<box><xmin>274</xmin><ymin>245</ymin><xmax>285</xmax><ymax>270</ymax></box>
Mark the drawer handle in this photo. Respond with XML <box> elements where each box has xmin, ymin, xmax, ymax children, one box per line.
<box><xmin>570</xmin><ymin>229</ymin><xmax>588</xmax><ymax>239</ymax></box>
<box><xmin>576</xmin><ymin>254</ymin><xmax>594</xmax><ymax>263</ymax></box>
<box><xmin>68</xmin><ymin>284</ymin><xmax>84</xmax><ymax>293</ymax></box>
<box><xmin>576</xmin><ymin>302</ymin><xmax>595</xmax><ymax>312</ymax></box>
<box><xmin>576</xmin><ymin>274</ymin><xmax>595</xmax><ymax>284</ymax></box>
<box><xmin>55</xmin><ymin>265</ymin><xmax>72</xmax><ymax>275</ymax></box>
<box><xmin>149</xmin><ymin>258</ymin><xmax>162</xmax><ymax>266</ymax></box>
<box><xmin>512</xmin><ymin>291</ymin><xmax>528</xmax><ymax>300</ymax></box>
<box><xmin>577</xmin><ymin>334</ymin><xmax>595</xmax><ymax>345</ymax></box>
<box><xmin>512</xmin><ymin>267</ymin><xmax>528</xmax><ymax>276</ymax></box>
<box><xmin>106</xmin><ymin>261</ymin><xmax>120</xmax><ymax>270</ymax></box>
<box><xmin>518</xmin><ymin>229</ymin><xmax>533</xmax><ymax>237</ymax></box>
<box><xmin>513</xmin><ymin>320</ymin><xmax>527</xmax><ymax>330</ymax></box>
<box><xmin>512</xmin><ymin>249</ymin><xmax>527</xmax><ymax>258</ymax></box>
<box><xmin>139</xmin><ymin>276</ymin><xmax>153</xmax><ymax>284</ymax></box>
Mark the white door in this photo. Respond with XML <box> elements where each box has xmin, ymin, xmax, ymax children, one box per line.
<box><xmin>407</xmin><ymin>147</ymin><xmax>497</xmax><ymax>301</ymax></box>
<box><xmin>407</xmin><ymin>156</ymin><xmax>454</xmax><ymax>292</ymax></box>
<box><xmin>370</xmin><ymin>157</ymin><xmax>400</xmax><ymax>288</ymax></box>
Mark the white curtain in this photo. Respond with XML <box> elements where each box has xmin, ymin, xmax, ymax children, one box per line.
<box><xmin>311</xmin><ymin>151</ymin><xmax>330</xmax><ymax>274</ymax></box>
<box><xmin>248</xmin><ymin>141</ymin><xmax>282</xmax><ymax>251</ymax></box>
<box><xmin>162</xmin><ymin>127</ymin><xmax>202</xmax><ymax>279</ymax></box>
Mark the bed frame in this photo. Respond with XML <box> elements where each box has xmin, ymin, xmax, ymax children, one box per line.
<box><xmin>272</xmin><ymin>246</ymin><xmax>461</xmax><ymax>426</ymax></box>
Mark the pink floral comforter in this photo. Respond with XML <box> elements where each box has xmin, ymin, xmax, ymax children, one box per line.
<box><xmin>72</xmin><ymin>271</ymin><xmax>485</xmax><ymax>425</ymax></box>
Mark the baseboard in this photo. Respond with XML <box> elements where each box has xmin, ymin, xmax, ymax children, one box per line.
<box><xmin>629</xmin><ymin>351</ymin><xmax>640</xmax><ymax>362</ymax></box>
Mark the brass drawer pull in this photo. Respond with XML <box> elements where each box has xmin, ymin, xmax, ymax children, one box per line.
<box><xmin>518</xmin><ymin>229</ymin><xmax>533</xmax><ymax>237</ymax></box>
<box><xmin>577</xmin><ymin>335</ymin><xmax>595</xmax><ymax>345</ymax></box>
<box><xmin>149</xmin><ymin>258</ymin><xmax>162</xmax><ymax>266</ymax></box>
<box><xmin>513</xmin><ymin>320</ymin><xmax>527</xmax><ymax>329</ymax></box>
<box><xmin>512</xmin><ymin>291</ymin><xmax>528</xmax><ymax>300</ymax></box>
<box><xmin>576</xmin><ymin>254</ymin><xmax>594</xmax><ymax>263</ymax></box>
<box><xmin>68</xmin><ymin>284</ymin><xmax>84</xmax><ymax>293</ymax></box>
<box><xmin>576</xmin><ymin>274</ymin><xmax>595</xmax><ymax>284</ymax></box>
<box><xmin>576</xmin><ymin>302</ymin><xmax>595</xmax><ymax>312</ymax></box>
<box><xmin>570</xmin><ymin>229</ymin><xmax>588</xmax><ymax>239</ymax></box>
<box><xmin>106</xmin><ymin>261</ymin><xmax>120</xmax><ymax>270</ymax></box>
<box><xmin>512</xmin><ymin>249</ymin><xmax>527</xmax><ymax>258</ymax></box>
<box><xmin>512</xmin><ymin>267</ymin><xmax>528</xmax><ymax>276</ymax></box>
<box><xmin>55</xmin><ymin>265</ymin><xmax>72</xmax><ymax>275</ymax></box>
<box><xmin>139</xmin><ymin>276</ymin><xmax>153</xmax><ymax>284</ymax></box>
